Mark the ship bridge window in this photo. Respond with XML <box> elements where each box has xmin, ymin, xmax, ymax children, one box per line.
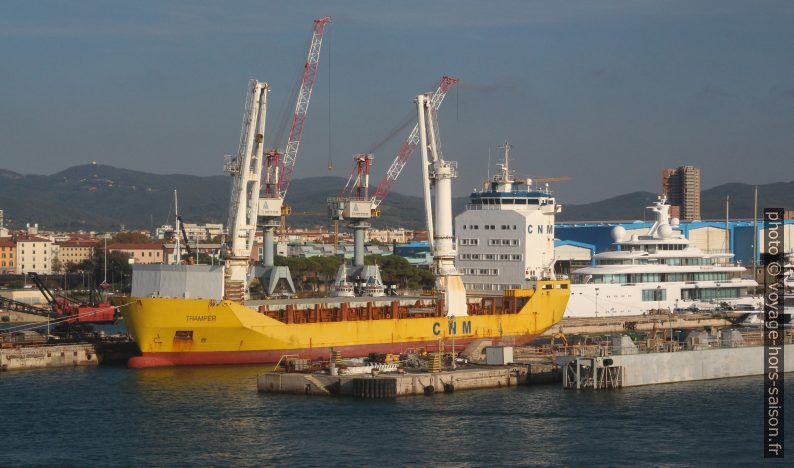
<box><xmin>516</xmin><ymin>199</ymin><xmax>527</xmax><ymax>204</ymax></box>
<box><xmin>527</xmin><ymin>199</ymin><xmax>539</xmax><ymax>204</ymax></box>
<box><xmin>503</xmin><ymin>199</ymin><xmax>514</xmax><ymax>204</ymax></box>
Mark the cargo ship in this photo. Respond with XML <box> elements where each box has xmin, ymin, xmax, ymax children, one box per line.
<box><xmin>119</xmin><ymin>282</ymin><xmax>569</xmax><ymax>367</ymax></box>
<box><xmin>116</xmin><ymin>59</ymin><xmax>570</xmax><ymax>367</ymax></box>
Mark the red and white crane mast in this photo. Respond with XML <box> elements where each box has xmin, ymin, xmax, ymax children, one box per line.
<box><xmin>257</xmin><ymin>16</ymin><xmax>330</xmax><ymax>297</ymax></box>
<box><xmin>371</xmin><ymin>76</ymin><xmax>459</xmax><ymax>209</ymax></box>
<box><xmin>261</xmin><ymin>15</ymin><xmax>331</xmax><ymax>207</ymax></box>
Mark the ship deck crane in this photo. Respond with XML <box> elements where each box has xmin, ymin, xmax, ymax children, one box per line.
<box><xmin>327</xmin><ymin>76</ymin><xmax>458</xmax><ymax>296</ymax></box>
<box><xmin>416</xmin><ymin>92</ymin><xmax>467</xmax><ymax>316</ymax></box>
<box><xmin>257</xmin><ymin>16</ymin><xmax>331</xmax><ymax>297</ymax></box>
<box><xmin>222</xmin><ymin>81</ymin><xmax>269</xmax><ymax>301</ymax></box>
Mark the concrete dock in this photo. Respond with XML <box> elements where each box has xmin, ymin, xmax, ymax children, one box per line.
<box><xmin>258</xmin><ymin>363</ymin><xmax>559</xmax><ymax>398</ymax></box>
<box><xmin>561</xmin><ymin>331</ymin><xmax>794</xmax><ymax>389</ymax></box>
<box><xmin>572</xmin><ymin>345</ymin><xmax>794</xmax><ymax>388</ymax></box>
<box><xmin>1</xmin><ymin>343</ymin><xmax>99</xmax><ymax>371</ymax></box>
<box><xmin>0</xmin><ymin>310</ymin><xmax>48</xmax><ymax>324</ymax></box>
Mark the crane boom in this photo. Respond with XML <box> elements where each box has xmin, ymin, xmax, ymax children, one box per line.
<box><xmin>371</xmin><ymin>75</ymin><xmax>458</xmax><ymax>207</ymax></box>
<box><xmin>277</xmin><ymin>15</ymin><xmax>331</xmax><ymax>198</ymax></box>
<box><xmin>223</xmin><ymin>80</ymin><xmax>269</xmax><ymax>300</ymax></box>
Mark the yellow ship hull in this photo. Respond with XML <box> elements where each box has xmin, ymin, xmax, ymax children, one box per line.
<box><xmin>117</xmin><ymin>280</ymin><xmax>569</xmax><ymax>367</ymax></box>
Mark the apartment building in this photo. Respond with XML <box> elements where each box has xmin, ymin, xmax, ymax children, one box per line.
<box><xmin>107</xmin><ymin>243</ymin><xmax>165</xmax><ymax>264</ymax></box>
<box><xmin>15</xmin><ymin>234</ymin><xmax>54</xmax><ymax>274</ymax></box>
<box><xmin>661</xmin><ymin>166</ymin><xmax>701</xmax><ymax>221</ymax></box>
<box><xmin>56</xmin><ymin>239</ymin><xmax>100</xmax><ymax>266</ymax></box>
<box><xmin>0</xmin><ymin>237</ymin><xmax>16</xmax><ymax>274</ymax></box>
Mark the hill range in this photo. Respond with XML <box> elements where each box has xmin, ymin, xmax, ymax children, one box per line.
<box><xmin>0</xmin><ymin>164</ymin><xmax>791</xmax><ymax>231</ymax></box>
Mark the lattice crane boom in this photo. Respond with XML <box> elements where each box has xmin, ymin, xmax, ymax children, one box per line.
<box><xmin>370</xmin><ymin>75</ymin><xmax>458</xmax><ymax>208</ymax></box>
<box><xmin>277</xmin><ymin>15</ymin><xmax>331</xmax><ymax>198</ymax></box>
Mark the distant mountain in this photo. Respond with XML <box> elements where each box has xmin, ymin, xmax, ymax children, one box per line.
<box><xmin>557</xmin><ymin>191</ymin><xmax>660</xmax><ymax>222</ymax></box>
<box><xmin>0</xmin><ymin>169</ymin><xmax>22</xmax><ymax>179</ymax></box>
<box><xmin>701</xmin><ymin>181</ymin><xmax>794</xmax><ymax>219</ymax></box>
<box><xmin>0</xmin><ymin>164</ymin><xmax>791</xmax><ymax>231</ymax></box>
<box><xmin>557</xmin><ymin>182</ymin><xmax>794</xmax><ymax>222</ymax></box>
<box><xmin>0</xmin><ymin>164</ymin><xmax>431</xmax><ymax>231</ymax></box>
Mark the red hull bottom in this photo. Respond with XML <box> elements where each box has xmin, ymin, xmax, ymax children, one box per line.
<box><xmin>127</xmin><ymin>335</ymin><xmax>536</xmax><ymax>368</ymax></box>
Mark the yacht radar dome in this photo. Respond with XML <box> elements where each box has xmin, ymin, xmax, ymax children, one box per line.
<box><xmin>611</xmin><ymin>226</ymin><xmax>626</xmax><ymax>242</ymax></box>
<box><xmin>658</xmin><ymin>224</ymin><xmax>674</xmax><ymax>239</ymax></box>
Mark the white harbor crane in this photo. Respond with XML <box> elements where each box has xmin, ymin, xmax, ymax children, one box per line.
<box><xmin>327</xmin><ymin>76</ymin><xmax>459</xmax><ymax>296</ymax></box>
<box><xmin>416</xmin><ymin>92</ymin><xmax>467</xmax><ymax>316</ymax></box>
<box><xmin>222</xmin><ymin>80</ymin><xmax>269</xmax><ymax>301</ymax></box>
<box><xmin>257</xmin><ymin>16</ymin><xmax>331</xmax><ymax>296</ymax></box>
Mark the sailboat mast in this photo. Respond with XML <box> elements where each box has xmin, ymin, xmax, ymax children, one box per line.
<box><xmin>174</xmin><ymin>189</ymin><xmax>180</xmax><ymax>265</ymax></box>
<box><xmin>725</xmin><ymin>195</ymin><xmax>730</xmax><ymax>254</ymax></box>
<box><xmin>753</xmin><ymin>185</ymin><xmax>758</xmax><ymax>276</ymax></box>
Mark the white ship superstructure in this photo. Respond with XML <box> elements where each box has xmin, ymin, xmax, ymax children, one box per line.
<box><xmin>455</xmin><ymin>143</ymin><xmax>560</xmax><ymax>293</ymax></box>
<box><xmin>566</xmin><ymin>196</ymin><xmax>759</xmax><ymax>318</ymax></box>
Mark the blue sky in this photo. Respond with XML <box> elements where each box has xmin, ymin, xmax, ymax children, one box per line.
<box><xmin>1</xmin><ymin>0</ymin><xmax>792</xmax><ymax>203</ymax></box>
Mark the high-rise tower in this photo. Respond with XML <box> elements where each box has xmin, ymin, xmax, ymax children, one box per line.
<box><xmin>661</xmin><ymin>165</ymin><xmax>701</xmax><ymax>221</ymax></box>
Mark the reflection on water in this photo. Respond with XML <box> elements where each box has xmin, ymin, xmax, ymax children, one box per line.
<box><xmin>0</xmin><ymin>365</ymin><xmax>791</xmax><ymax>465</ymax></box>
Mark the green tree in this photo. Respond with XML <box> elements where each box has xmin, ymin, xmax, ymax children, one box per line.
<box><xmin>91</xmin><ymin>249</ymin><xmax>132</xmax><ymax>291</ymax></box>
<box><xmin>111</xmin><ymin>231</ymin><xmax>154</xmax><ymax>244</ymax></box>
<box><xmin>367</xmin><ymin>254</ymin><xmax>434</xmax><ymax>289</ymax></box>
<box><xmin>51</xmin><ymin>258</ymin><xmax>64</xmax><ymax>274</ymax></box>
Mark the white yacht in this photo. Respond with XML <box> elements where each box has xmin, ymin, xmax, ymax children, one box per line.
<box><xmin>566</xmin><ymin>196</ymin><xmax>759</xmax><ymax>318</ymax></box>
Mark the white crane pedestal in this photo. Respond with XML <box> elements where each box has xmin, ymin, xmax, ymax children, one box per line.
<box><xmin>255</xmin><ymin>222</ymin><xmax>296</xmax><ymax>297</ymax></box>
<box><xmin>331</xmin><ymin>220</ymin><xmax>385</xmax><ymax>297</ymax></box>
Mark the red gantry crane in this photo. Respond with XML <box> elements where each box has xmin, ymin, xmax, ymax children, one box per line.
<box><xmin>257</xmin><ymin>16</ymin><xmax>331</xmax><ymax>297</ymax></box>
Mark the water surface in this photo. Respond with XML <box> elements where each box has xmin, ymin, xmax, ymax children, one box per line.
<box><xmin>1</xmin><ymin>366</ymin><xmax>791</xmax><ymax>466</ymax></box>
